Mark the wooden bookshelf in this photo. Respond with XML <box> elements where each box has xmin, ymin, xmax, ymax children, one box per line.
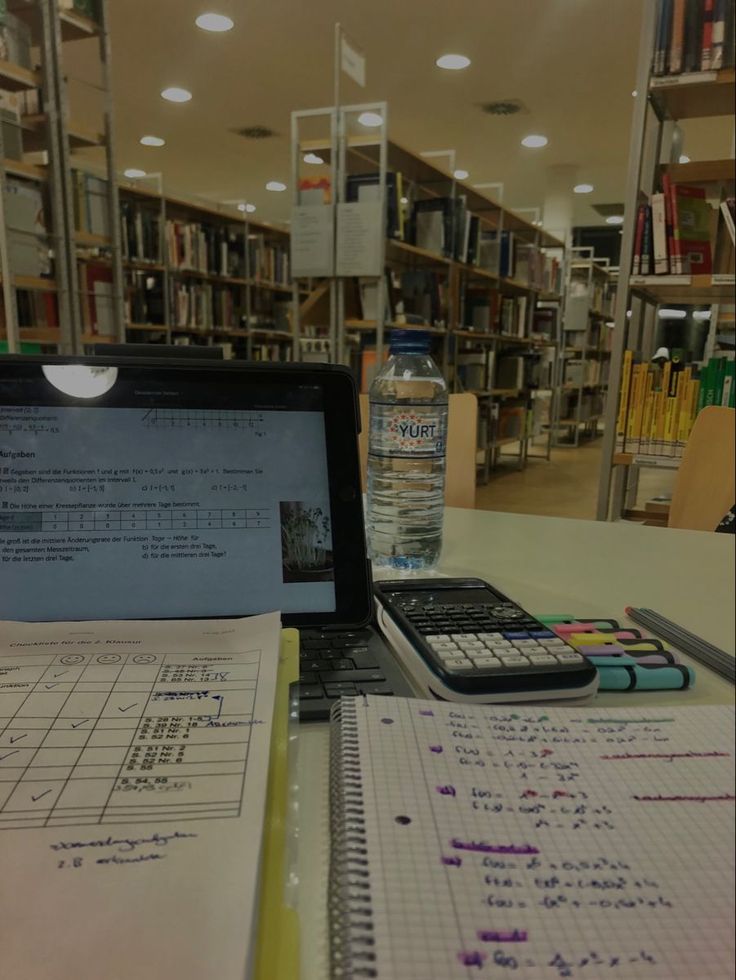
<box><xmin>2</xmin><ymin>158</ymin><xmax>46</xmax><ymax>182</ymax></box>
<box><xmin>21</xmin><ymin>115</ymin><xmax>103</xmax><ymax>152</ymax></box>
<box><xmin>0</xmin><ymin>58</ymin><xmax>39</xmax><ymax>91</ymax></box>
<box><xmin>649</xmin><ymin>69</ymin><xmax>736</xmax><ymax>120</ymax></box>
<box><xmin>659</xmin><ymin>158</ymin><xmax>736</xmax><ymax>184</ymax></box>
<box><xmin>1</xmin><ymin>275</ymin><xmax>57</xmax><ymax>291</ymax></box>
<box><xmin>630</xmin><ymin>274</ymin><xmax>736</xmax><ymax>304</ymax></box>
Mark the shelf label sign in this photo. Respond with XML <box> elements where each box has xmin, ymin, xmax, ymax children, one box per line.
<box><xmin>341</xmin><ymin>34</ymin><xmax>366</xmax><ymax>87</ymax></box>
<box><xmin>291</xmin><ymin>206</ymin><xmax>335</xmax><ymax>278</ymax></box>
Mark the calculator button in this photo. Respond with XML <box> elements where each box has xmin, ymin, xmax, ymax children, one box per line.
<box><xmin>529</xmin><ymin>630</ymin><xmax>556</xmax><ymax>639</ymax></box>
<box><xmin>459</xmin><ymin>641</ymin><xmax>484</xmax><ymax>651</ymax></box>
<box><xmin>498</xmin><ymin>656</ymin><xmax>530</xmax><ymax>667</ymax></box>
<box><xmin>473</xmin><ymin>656</ymin><xmax>502</xmax><ymax>668</ymax></box>
<box><xmin>478</xmin><ymin>632</ymin><xmax>503</xmax><ymax>642</ymax></box>
<box><xmin>556</xmin><ymin>652</ymin><xmax>584</xmax><ymax>664</ymax></box>
<box><xmin>502</xmin><ymin>631</ymin><xmax>529</xmax><ymax>639</ymax></box>
<box><xmin>426</xmin><ymin>634</ymin><xmax>450</xmax><ymax>642</ymax></box>
<box><xmin>431</xmin><ymin>641</ymin><xmax>459</xmax><ymax>651</ymax></box>
<box><xmin>529</xmin><ymin>655</ymin><xmax>558</xmax><ymax>665</ymax></box>
<box><xmin>542</xmin><ymin>639</ymin><xmax>566</xmax><ymax>648</ymax></box>
<box><xmin>455</xmin><ymin>633</ymin><xmax>478</xmax><ymax>641</ymax></box>
<box><xmin>436</xmin><ymin>649</ymin><xmax>463</xmax><ymax>662</ymax></box>
<box><xmin>490</xmin><ymin>644</ymin><xmax>513</xmax><ymax>653</ymax></box>
<box><xmin>512</xmin><ymin>639</ymin><xmax>540</xmax><ymax>649</ymax></box>
<box><xmin>444</xmin><ymin>658</ymin><xmax>474</xmax><ymax>670</ymax></box>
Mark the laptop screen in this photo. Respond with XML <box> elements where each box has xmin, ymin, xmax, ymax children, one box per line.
<box><xmin>0</xmin><ymin>362</ymin><xmax>340</xmax><ymax>622</ymax></box>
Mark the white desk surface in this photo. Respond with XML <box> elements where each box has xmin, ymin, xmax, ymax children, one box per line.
<box><xmin>296</xmin><ymin>509</ymin><xmax>735</xmax><ymax>980</ymax></box>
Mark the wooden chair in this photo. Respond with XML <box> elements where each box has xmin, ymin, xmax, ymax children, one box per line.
<box><xmin>667</xmin><ymin>406</ymin><xmax>735</xmax><ymax>531</ymax></box>
<box><xmin>358</xmin><ymin>392</ymin><xmax>478</xmax><ymax>509</ymax></box>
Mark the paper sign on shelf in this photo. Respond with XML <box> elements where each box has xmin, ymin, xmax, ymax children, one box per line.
<box><xmin>290</xmin><ymin>206</ymin><xmax>335</xmax><ymax>278</ymax></box>
<box><xmin>336</xmin><ymin>201</ymin><xmax>383</xmax><ymax>278</ymax></box>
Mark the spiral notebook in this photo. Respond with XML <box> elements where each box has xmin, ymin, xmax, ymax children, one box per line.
<box><xmin>329</xmin><ymin>697</ymin><xmax>735</xmax><ymax>980</ymax></box>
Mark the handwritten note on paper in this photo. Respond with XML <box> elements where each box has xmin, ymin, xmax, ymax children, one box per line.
<box><xmin>0</xmin><ymin>613</ymin><xmax>282</xmax><ymax>980</ymax></box>
<box><xmin>350</xmin><ymin>698</ymin><xmax>735</xmax><ymax>979</ymax></box>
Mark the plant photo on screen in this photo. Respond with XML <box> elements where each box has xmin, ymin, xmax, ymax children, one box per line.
<box><xmin>279</xmin><ymin>501</ymin><xmax>334</xmax><ymax>582</ymax></box>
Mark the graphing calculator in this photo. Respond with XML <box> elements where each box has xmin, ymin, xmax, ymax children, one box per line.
<box><xmin>374</xmin><ymin>578</ymin><xmax>599</xmax><ymax>703</ymax></box>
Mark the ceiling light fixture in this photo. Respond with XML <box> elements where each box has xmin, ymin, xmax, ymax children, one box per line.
<box><xmin>195</xmin><ymin>12</ymin><xmax>234</xmax><ymax>32</ymax></box>
<box><xmin>692</xmin><ymin>309</ymin><xmax>712</xmax><ymax>321</ymax></box>
<box><xmin>303</xmin><ymin>152</ymin><xmax>324</xmax><ymax>165</ymax></box>
<box><xmin>632</xmin><ymin>89</ymin><xmax>638</xmax><ymax>97</ymax></box>
<box><xmin>606</xmin><ymin>215</ymin><xmax>624</xmax><ymax>225</ymax></box>
<box><xmin>436</xmin><ymin>53</ymin><xmax>471</xmax><ymax>70</ymax></box>
<box><xmin>453</xmin><ymin>169</ymin><xmax>469</xmax><ymax>180</ymax></box>
<box><xmin>266</xmin><ymin>180</ymin><xmax>286</xmax><ymax>192</ymax></box>
<box><xmin>679</xmin><ymin>154</ymin><xmax>691</xmax><ymax>163</ymax></box>
<box><xmin>400</xmin><ymin>196</ymin><xmax>409</xmax><ymax>205</ymax></box>
<box><xmin>357</xmin><ymin>111</ymin><xmax>383</xmax><ymax>128</ymax></box>
<box><xmin>245</xmin><ymin>203</ymin><xmax>256</xmax><ymax>213</ymax></box>
<box><xmin>124</xmin><ymin>168</ymin><xmax>146</xmax><ymax>179</ymax></box>
<box><xmin>573</xmin><ymin>183</ymin><xmax>594</xmax><ymax>194</ymax></box>
<box><xmin>658</xmin><ymin>308</ymin><xmax>687</xmax><ymax>319</ymax></box>
<box><xmin>161</xmin><ymin>86</ymin><xmax>192</xmax><ymax>103</ymax></box>
<box><xmin>521</xmin><ymin>134</ymin><xmax>548</xmax><ymax>148</ymax></box>
<box><xmin>140</xmin><ymin>135</ymin><xmax>165</xmax><ymax>147</ymax></box>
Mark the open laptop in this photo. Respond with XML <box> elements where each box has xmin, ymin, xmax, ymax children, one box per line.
<box><xmin>0</xmin><ymin>355</ymin><xmax>413</xmax><ymax>720</ymax></box>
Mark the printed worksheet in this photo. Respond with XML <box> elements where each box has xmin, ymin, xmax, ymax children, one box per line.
<box><xmin>0</xmin><ymin>613</ymin><xmax>282</xmax><ymax>980</ymax></box>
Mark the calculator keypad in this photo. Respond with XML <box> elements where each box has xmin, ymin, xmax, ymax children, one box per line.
<box><xmin>426</xmin><ymin>631</ymin><xmax>584</xmax><ymax>670</ymax></box>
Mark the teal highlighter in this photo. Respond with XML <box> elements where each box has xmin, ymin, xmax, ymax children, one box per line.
<box><xmin>594</xmin><ymin>656</ymin><xmax>695</xmax><ymax>691</ymax></box>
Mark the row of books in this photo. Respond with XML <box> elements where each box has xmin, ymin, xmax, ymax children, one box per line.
<box><xmin>616</xmin><ymin>352</ymin><xmax>735</xmax><ymax>458</ymax></box>
<box><xmin>0</xmin><ymin>289</ymin><xmax>57</xmax><ymax>330</ymax></box>
<box><xmin>247</xmin><ymin>237</ymin><xmax>290</xmax><ymax>286</ymax></box>
<box><xmin>166</xmin><ymin>220</ymin><xmax>244</xmax><ymax>278</ymax></box>
<box><xmin>559</xmin><ymin>390</ymin><xmax>606</xmax><ymax>423</ymax></box>
<box><xmin>652</xmin><ymin>0</ymin><xmax>735</xmax><ymax>76</ymax></box>
<box><xmin>121</xmin><ymin>201</ymin><xmax>161</xmax><ymax>264</ymax></box>
<box><xmin>632</xmin><ymin>183</ymin><xmax>735</xmax><ymax>276</ymax></box>
<box><xmin>463</xmin><ymin>292</ymin><xmax>530</xmax><ymax>336</ymax></box>
<box><xmin>563</xmin><ymin>355</ymin><xmax>610</xmax><ymax>388</ymax></box>
<box><xmin>169</xmin><ymin>281</ymin><xmax>245</xmax><ymax>330</ymax></box>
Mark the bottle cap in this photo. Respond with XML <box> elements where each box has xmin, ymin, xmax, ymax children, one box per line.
<box><xmin>389</xmin><ymin>329</ymin><xmax>431</xmax><ymax>354</ymax></box>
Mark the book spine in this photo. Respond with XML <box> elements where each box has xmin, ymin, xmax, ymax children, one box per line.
<box><xmin>616</xmin><ymin>349</ymin><xmax>634</xmax><ymax>452</ymax></box>
<box><xmin>632</xmin><ymin>205</ymin><xmax>646</xmax><ymax>275</ymax></box>
<box><xmin>702</xmin><ymin>0</ymin><xmax>715</xmax><ymax>67</ymax></box>
<box><xmin>627</xmin><ymin>364</ymin><xmax>644</xmax><ymax>454</ymax></box>
<box><xmin>670</xmin><ymin>0</ymin><xmax>686</xmax><ymax>71</ymax></box>
<box><xmin>711</xmin><ymin>0</ymin><xmax>726</xmax><ymax>67</ymax></box>
<box><xmin>662</xmin><ymin>175</ymin><xmax>679</xmax><ymax>275</ymax></box>
<box><xmin>641</xmin><ymin>204</ymin><xmax>653</xmax><ymax>275</ymax></box>
<box><xmin>640</xmin><ymin>369</ymin><xmax>656</xmax><ymax>455</ymax></box>
<box><xmin>651</xmin><ymin>193</ymin><xmax>669</xmax><ymax>274</ymax></box>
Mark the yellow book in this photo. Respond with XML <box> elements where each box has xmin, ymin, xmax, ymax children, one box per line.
<box><xmin>626</xmin><ymin>364</ymin><xmax>643</xmax><ymax>452</ymax></box>
<box><xmin>254</xmin><ymin>629</ymin><xmax>300</xmax><ymax>980</ymax></box>
<box><xmin>654</xmin><ymin>362</ymin><xmax>671</xmax><ymax>455</ymax></box>
<box><xmin>639</xmin><ymin>369</ymin><xmax>655</xmax><ymax>456</ymax></box>
<box><xmin>663</xmin><ymin>374</ymin><xmax>680</xmax><ymax>458</ymax></box>
<box><xmin>675</xmin><ymin>368</ymin><xmax>692</xmax><ymax>456</ymax></box>
<box><xmin>616</xmin><ymin>349</ymin><xmax>633</xmax><ymax>452</ymax></box>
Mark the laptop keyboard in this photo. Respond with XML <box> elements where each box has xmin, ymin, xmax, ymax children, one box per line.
<box><xmin>299</xmin><ymin>628</ymin><xmax>403</xmax><ymax>721</ymax></box>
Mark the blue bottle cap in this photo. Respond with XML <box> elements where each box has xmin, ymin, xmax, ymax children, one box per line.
<box><xmin>389</xmin><ymin>329</ymin><xmax>431</xmax><ymax>354</ymax></box>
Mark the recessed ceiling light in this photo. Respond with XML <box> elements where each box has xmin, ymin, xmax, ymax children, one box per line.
<box><xmin>606</xmin><ymin>215</ymin><xmax>624</xmax><ymax>225</ymax></box>
<box><xmin>436</xmin><ymin>53</ymin><xmax>471</xmax><ymax>70</ymax></box>
<box><xmin>245</xmin><ymin>203</ymin><xmax>256</xmax><ymax>213</ymax></box>
<box><xmin>140</xmin><ymin>135</ymin><xmax>165</xmax><ymax>147</ymax></box>
<box><xmin>658</xmin><ymin>308</ymin><xmax>687</xmax><ymax>319</ymax></box>
<box><xmin>357</xmin><ymin>111</ymin><xmax>383</xmax><ymax>128</ymax></box>
<box><xmin>453</xmin><ymin>169</ymin><xmax>469</xmax><ymax>180</ymax></box>
<box><xmin>195</xmin><ymin>12</ymin><xmax>234</xmax><ymax>32</ymax></box>
<box><xmin>679</xmin><ymin>154</ymin><xmax>691</xmax><ymax>163</ymax></box>
<box><xmin>573</xmin><ymin>183</ymin><xmax>594</xmax><ymax>194</ymax></box>
<box><xmin>266</xmin><ymin>180</ymin><xmax>286</xmax><ymax>192</ymax></box>
<box><xmin>161</xmin><ymin>86</ymin><xmax>192</xmax><ymax>103</ymax></box>
<box><xmin>521</xmin><ymin>134</ymin><xmax>548</xmax><ymax>148</ymax></box>
<box><xmin>124</xmin><ymin>168</ymin><xmax>146</xmax><ymax>178</ymax></box>
<box><xmin>303</xmin><ymin>152</ymin><xmax>324</xmax><ymax>165</ymax></box>
<box><xmin>631</xmin><ymin>89</ymin><xmax>638</xmax><ymax>97</ymax></box>
<box><xmin>400</xmin><ymin>196</ymin><xmax>409</xmax><ymax>205</ymax></box>
<box><xmin>692</xmin><ymin>310</ymin><xmax>711</xmax><ymax>321</ymax></box>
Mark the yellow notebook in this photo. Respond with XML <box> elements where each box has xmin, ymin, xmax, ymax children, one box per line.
<box><xmin>254</xmin><ymin>628</ymin><xmax>300</xmax><ymax>980</ymax></box>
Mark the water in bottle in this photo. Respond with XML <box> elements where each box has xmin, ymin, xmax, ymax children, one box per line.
<box><xmin>366</xmin><ymin>329</ymin><xmax>448</xmax><ymax>571</ymax></box>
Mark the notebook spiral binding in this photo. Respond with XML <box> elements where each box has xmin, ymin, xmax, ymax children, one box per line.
<box><xmin>329</xmin><ymin>698</ymin><xmax>378</xmax><ymax>979</ymax></box>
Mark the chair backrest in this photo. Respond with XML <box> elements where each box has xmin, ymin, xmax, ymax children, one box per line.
<box><xmin>668</xmin><ymin>406</ymin><xmax>735</xmax><ymax>531</ymax></box>
<box><xmin>358</xmin><ymin>392</ymin><xmax>478</xmax><ymax>509</ymax></box>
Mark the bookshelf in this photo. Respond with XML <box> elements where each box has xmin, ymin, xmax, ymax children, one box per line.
<box><xmin>0</xmin><ymin>0</ymin><xmax>121</xmax><ymax>353</ymax></box>
<box><xmin>118</xmin><ymin>178</ymin><xmax>294</xmax><ymax>360</ymax></box>
<box><xmin>554</xmin><ymin>250</ymin><xmax>615</xmax><ymax>447</ymax></box>
<box><xmin>290</xmin><ymin>110</ymin><xmax>565</xmax><ymax>481</ymax></box>
<box><xmin>596</xmin><ymin>0</ymin><xmax>736</xmax><ymax>521</ymax></box>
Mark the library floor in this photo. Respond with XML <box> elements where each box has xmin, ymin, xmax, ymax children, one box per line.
<box><xmin>475</xmin><ymin>438</ymin><xmax>674</xmax><ymax>521</ymax></box>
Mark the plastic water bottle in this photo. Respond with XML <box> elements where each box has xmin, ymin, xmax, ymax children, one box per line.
<box><xmin>366</xmin><ymin>329</ymin><xmax>448</xmax><ymax>571</ymax></box>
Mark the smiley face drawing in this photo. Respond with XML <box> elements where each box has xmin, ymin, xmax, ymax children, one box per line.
<box><xmin>132</xmin><ymin>655</ymin><xmax>157</xmax><ymax>665</ymax></box>
<box><xmin>95</xmin><ymin>654</ymin><xmax>122</xmax><ymax>664</ymax></box>
<box><xmin>59</xmin><ymin>654</ymin><xmax>85</xmax><ymax>665</ymax></box>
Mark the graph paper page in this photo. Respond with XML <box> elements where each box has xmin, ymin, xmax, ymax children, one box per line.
<box><xmin>346</xmin><ymin>698</ymin><xmax>735</xmax><ymax>980</ymax></box>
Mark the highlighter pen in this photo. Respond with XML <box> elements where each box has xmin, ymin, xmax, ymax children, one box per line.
<box><xmin>580</xmin><ymin>645</ymin><xmax>679</xmax><ymax>665</ymax></box>
<box><xmin>596</xmin><ymin>663</ymin><xmax>695</xmax><ymax>691</ymax></box>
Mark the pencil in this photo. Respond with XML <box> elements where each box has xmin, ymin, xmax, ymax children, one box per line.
<box><xmin>625</xmin><ymin>607</ymin><xmax>735</xmax><ymax>684</ymax></box>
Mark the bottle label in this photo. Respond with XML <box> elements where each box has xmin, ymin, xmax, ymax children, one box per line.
<box><xmin>369</xmin><ymin>403</ymin><xmax>448</xmax><ymax>459</ymax></box>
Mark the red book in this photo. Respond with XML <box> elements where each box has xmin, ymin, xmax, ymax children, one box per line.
<box><xmin>632</xmin><ymin>204</ymin><xmax>647</xmax><ymax>275</ymax></box>
<box><xmin>702</xmin><ymin>0</ymin><xmax>715</xmax><ymax>68</ymax></box>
